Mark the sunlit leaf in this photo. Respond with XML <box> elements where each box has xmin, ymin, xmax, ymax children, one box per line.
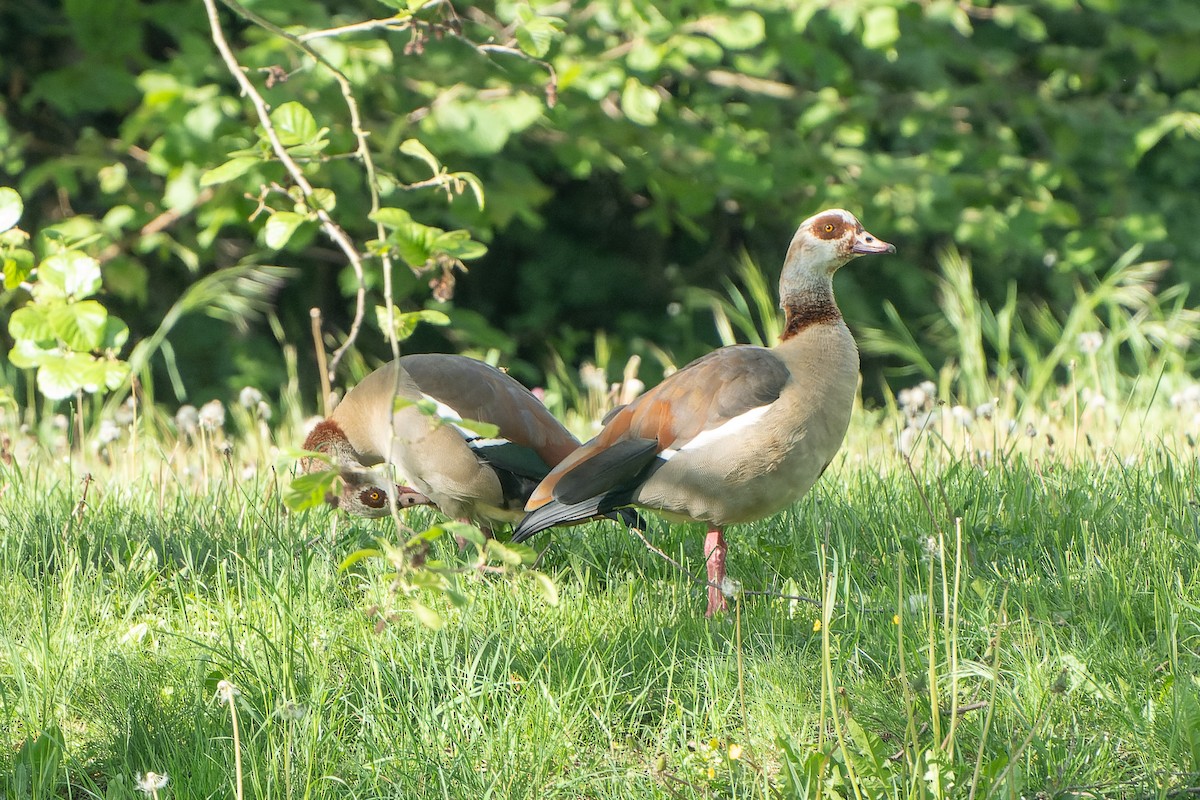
<box><xmin>264</xmin><ymin>211</ymin><xmax>306</xmax><ymax>250</ymax></box>
<box><xmin>270</xmin><ymin>102</ymin><xmax>325</xmax><ymax>148</ymax></box>
<box><xmin>532</xmin><ymin>572</ymin><xmax>559</xmax><ymax>606</ymax></box>
<box><xmin>411</xmin><ymin>601</ymin><xmax>444</xmax><ymax>630</ymax></box>
<box><xmin>707</xmin><ymin>12</ymin><xmax>764</xmax><ymax>50</ymax></box>
<box><xmin>199</xmin><ymin>156</ymin><xmax>259</xmax><ymax>187</ymax></box>
<box><xmin>36</xmin><ymin>252</ymin><xmax>102</xmax><ymax>300</ymax></box>
<box><xmin>0</xmin><ymin>186</ymin><xmax>22</xmax><ymax>233</ymax></box>
<box><xmin>450</xmin><ymin>417</ymin><xmax>500</xmax><ymax>438</ymax></box>
<box><xmin>621</xmin><ymin>78</ymin><xmax>660</xmax><ymax>126</ymax></box>
<box><xmin>375</xmin><ymin>305</ymin><xmax>451</xmax><ymax>343</ymax></box>
<box><xmin>285</xmin><ymin>469</ymin><xmax>338</xmax><ymax>511</ymax></box>
<box><xmin>48</xmin><ymin>299</ymin><xmax>108</xmax><ymax>350</ymax></box>
<box><xmin>399</xmin><ymin>139</ymin><xmax>442</xmax><ymax>174</ymax></box>
<box><xmin>337</xmin><ymin>547</ymin><xmax>385</xmax><ymax>572</ymax></box>
<box><xmin>8</xmin><ymin>305</ymin><xmax>54</xmax><ymax>342</ymax></box>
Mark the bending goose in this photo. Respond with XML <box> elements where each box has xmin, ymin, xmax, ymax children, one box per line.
<box><xmin>302</xmin><ymin>354</ymin><xmax>584</xmax><ymax>529</ymax></box>
<box><xmin>512</xmin><ymin>209</ymin><xmax>895</xmax><ymax>616</ymax></box>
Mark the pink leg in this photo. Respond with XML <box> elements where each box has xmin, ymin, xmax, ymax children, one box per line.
<box><xmin>704</xmin><ymin>527</ymin><xmax>728</xmax><ymax>617</ymax></box>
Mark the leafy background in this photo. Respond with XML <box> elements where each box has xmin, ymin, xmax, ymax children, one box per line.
<box><xmin>2</xmin><ymin>0</ymin><xmax>1199</xmax><ymax>407</ymax></box>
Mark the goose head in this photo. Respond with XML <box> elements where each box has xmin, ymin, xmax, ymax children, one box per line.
<box><xmin>784</xmin><ymin>208</ymin><xmax>894</xmax><ymax>271</ymax></box>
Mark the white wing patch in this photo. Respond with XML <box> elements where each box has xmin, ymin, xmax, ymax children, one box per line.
<box><xmin>422</xmin><ymin>394</ymin><xmax>478</xmax><ymax>439</ymax></box>
<box><xmin>422</xmin><ymin>394</ymin><xmax>513</xmax><ymax>445</ymax></box>
<box><xmin>659</xmin><ymin>404</ymin><xmax>772</xmax><ymax>461</ymax></box>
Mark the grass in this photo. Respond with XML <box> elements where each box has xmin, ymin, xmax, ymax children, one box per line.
<box><xmin>2</xmin><ymin>398</ymin><xmax>1199</xmax><ymax>799</ymax></box>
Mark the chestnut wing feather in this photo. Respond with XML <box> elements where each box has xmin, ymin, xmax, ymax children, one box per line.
<box><xmin>529</xmin><ymin>345</ymin><xmax>790</xmax><ymax>509</ymax></box>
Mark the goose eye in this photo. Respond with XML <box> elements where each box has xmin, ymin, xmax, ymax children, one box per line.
<box><xmin>361</xmin><ymin>488</ymin><xmax>387</xmax><ymax>508</ymax></box>
<box><xmin>824</xmin><ymin>223</ymin><xmax>835</xmax><ymax>233</ymax></box>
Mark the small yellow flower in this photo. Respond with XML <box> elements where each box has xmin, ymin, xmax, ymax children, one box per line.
<box><xmin>893</xmin><ymin>614</ymin><xmax>901</xmax><ymax>625</ymax></box>
<box><xmin>708</xmin><ymin>737</ymin><xmax>719</xmax><ymax>750</ymax></box>
<box><xmin>813</xmin><ymin>619</ymin><xmax>822</xmax><ymax>632</ymax></box>
<box><xmin>728</xmin><ymin>743</ymin><xmax>743</xmax><ymax>760</ymax></box>
<box><xmin>707</xmin><ymin>767</ymin><xmax>716</xmax><ymax>780</ymax></box>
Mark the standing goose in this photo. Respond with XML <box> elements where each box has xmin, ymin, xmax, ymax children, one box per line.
<box><xmin>302</xmin><ymin>354</ymin><xmax>584</xmax><ymax>529</ymax></box>
<box><xmin>512</xmin><ymin>209</ymin><xmax>895</xmax><ymax>616</ymax></box>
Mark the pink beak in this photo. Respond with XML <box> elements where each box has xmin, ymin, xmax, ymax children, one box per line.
<box><xmin>852</xmin><ymin>228</ymin><xmax>896</xmax><ymax>254</ymax></box>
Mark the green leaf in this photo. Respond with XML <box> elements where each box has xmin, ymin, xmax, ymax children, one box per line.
<box><xmin>432</xmin><ymin>230</ymin><xmax>488</xmax><ymax>261</ymax></box>
<box><xmin>411</xmin><ymin>601</ymin><xmax>444</xmax><ymax>630</ymax></box>
<box><xmin>442</xmin><ymin>521</ymin><xmax>486</xmax><ymax>548</ymax></box>
<box><xmin>92</xmin><ymin>357</ymin><xmax>130</xmax><ymax>392</ymax></box>
<box><xmin>37</xmin><ymin>251</ymin><xmax>102</xmax><ymax>300</ymax></box>
<box><xmin>13</xmin><ymin>724</ymin><xmax>63</xmax><ymax>797</ymax></box>
<box><xmin>861</xmin><ymin>6</ymin><xmax>900</xmax><ymax>50</ymax></box>
<box><xmin>532</xmin><ymin>572</ymin><xmax>559</xmax><ymax>606</ymax></box>
<box><xmin>0</xmin><ymin>186</ymin><xmax>22</xmax><ymax>233</ymax></box>
<box><xmin>337</xmin><ymin>547</ymin><xmax>384</xmax><ymax>572</ymax></box>
<box><xmin>8</xmin><ymin>339</ymin><xmax>55</xmax><ymax>369</ymax></box>
<box><xmin>36</xmin><ymin>351</ymin><xmax>97</xmax><ymax>399</ymax></box>
<box><xmin>3</xmin><ymin>248</ymin><xmax>35</xmax><ymax>290</ymax></box>
<box><xmin>450</xmin><ymin>417</ymin><xmax>500</xmax><ymax>438</ymax></box>
<box><xmin>514</xmin><ymin>6</ymin><xmax>561</xmax><ymax>58</ymax></box>
<box><xmin>486</xmin><ymin>539</ymin><xmax>536</xmax><ymax>566</ymax></box>
<box><xmin>199</xmin><ymin>156</ymin><xmax>260</xmax><ymax>187</ymax></box>
<box><xmin>399</xmin><ymin>139</ymin><xmax>442</xmax><ymax>174</ymax></box>
<box><xmin>621</xmin><ymin>78</ymin><xmax>661</xmax><ymax>126</ymax></box>
<box><xmin>264</xmin><ymin>211</ymin><xmax>306</xmax><ymax>250</ymax></box>
<box><xmin>98</xmin><ymin>162</ymin><xmax>128</xmax><ymax>193</ymax></box>
<box><xmin>48</xmin><ymin>299</ymin><xmax>108</xmax><ymax>350</ymax></box>
<box><xmin>370</xmin><ymin>207</ymin><xmax>414</xmax><ymax>230</ymax></box>
<box><xmin>375</xmin><ymin>306</ymin><xmax>451</xmax><ymax>343</ymax></box>
<box><xmin>285</xmin><ymin>469</ymin><xmax>338</xmax><ymax>512</ymax></box>
<box><xmin>708</xmin><ymin>12</ymin><xmax>765</xmax><ymax>50</ymax></box>
<box><xmin>8</xmin><ymin>305</ymin><xmax>54</xmax><ymax>342</ymax></box>
<box><xmin>270</xmin><ymin>102</ymin><xmax>325</xmax><ymax>148</ymax></box>
<box><xmin>302</xmin><ymin>188</ymin><xmax>337</xmax><ymax>213</ymax></box>
<box><xmin>453</xmin><ymin>172</ymin><xmax>486</xmax><ymax>211</ymax></box>
<box><xmin>102</xmin><ymin>316</ymin><xmax>130</xmax><ymax>350</ymax></box>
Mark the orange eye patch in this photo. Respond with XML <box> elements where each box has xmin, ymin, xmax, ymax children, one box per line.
<box><xmin>813</xmin><ymin>215</ymin><xmax>845</xmax><ymax>239</ymax></box>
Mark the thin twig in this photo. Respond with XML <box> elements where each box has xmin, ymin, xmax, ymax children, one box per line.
<box><xmin>205</xmin><ymin>0</ymin><xmax>372</xmax><ymax>378</ymax></box>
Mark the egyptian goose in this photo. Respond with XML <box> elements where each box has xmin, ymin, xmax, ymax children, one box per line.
<box><xmin>512</xmin><ymin>209</ymin><xmax>895</xmax><ymax>616</ymax></box>
<box><xmin>301</xmin><ymin>354</ymin><xmax>585</xmax><ymax>529</ymax></box>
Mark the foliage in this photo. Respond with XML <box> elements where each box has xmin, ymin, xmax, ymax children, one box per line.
<box><xmin>2</xmin><ymin>190</ymin><xmax>130</xmax><ymax>400</ymax></box>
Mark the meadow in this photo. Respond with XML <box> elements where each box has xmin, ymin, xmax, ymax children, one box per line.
<box><xmin>2</xmin><ymin>378</ymin><xmax>1199</xmax><ymax>800</ymax></box>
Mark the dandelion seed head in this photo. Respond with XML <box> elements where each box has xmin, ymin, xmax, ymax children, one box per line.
<box><xmin>277</xmin><ymin>700</ymin><xmax>306</xmax><ymax>721</ymax></box>
<box><xmin>579</xmin><ymin>363</ymin><xmax>607</xmax><ymax>394</ymax></box>
<box><xmin>175</xmin><ymin>405</ymin><xmax>199</xmax><ymax>436</ymax></box>
<box><xmin>1076</xmin><ymin>331</ymin><xmax>1103</xmax><ymax>355</ymax></box>
<box><xmin>115</xmin><ymin>396</ymin><xmax>137</xmax><ymax>427</ymax></box>
<box><xmin>198</xmin><ymin>399</ymin><xmax>225</xmax><ymax>431</ymax></box>
<box><xmin>950</xmin><ymin>405</ymin><xmax>974</xmax><ymax>428</ymax></box>
<box><xmin>238</xmin><ymin>386</ymin><xmax>264</xmax><ymax>409</ymax></box>
<box><xmin>216</xmin><ymin>679</ymin><xmax>239</xmax><ymax>704</ymax></box>
<box><xmin>97</xmin><ymin>419</ymin><xmax>121</xmax><ymax>445</ymax></box>
<box><xmin>135</xmin><ymin>771</ymin><xmax>169</xmax><ymax>793</ymax></box>
<box><xmin>974</xmin><ymin>400</ymin><xmax>997</xmax><ymax>420</ymax></box>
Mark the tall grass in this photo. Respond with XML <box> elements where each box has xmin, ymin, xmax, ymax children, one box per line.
<box><xmin>2</xmin><ymin>381</ymin><xmax>1200</xmax><ymax>797</ymax></box>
